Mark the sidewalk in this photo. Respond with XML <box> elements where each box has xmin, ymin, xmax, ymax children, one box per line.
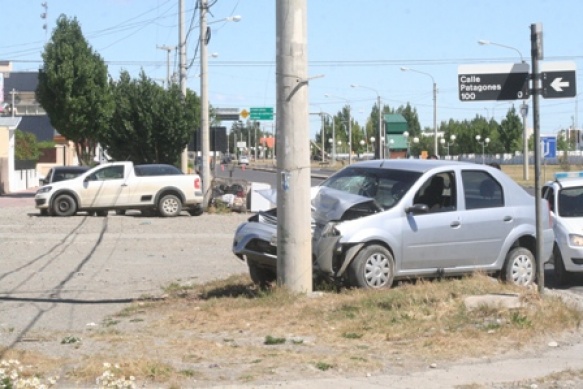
<box><xmin>0</xmin><ymin>187</ymin><xmax>37</xmax><ymax>208</ymax></box>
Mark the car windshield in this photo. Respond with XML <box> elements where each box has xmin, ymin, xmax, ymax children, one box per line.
<box><xmin>320</xmin><ymin>166</ymin><xmax>421</xmax><ymax>210</ymax></box>
<box><xmin>558</xmin><ymin>186</ymin><xmax>583</xmax><ymax>217</ymax></box>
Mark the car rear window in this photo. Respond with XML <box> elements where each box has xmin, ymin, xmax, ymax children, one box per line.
<box><xmin>134</xmin><ymin>164</ymin><xmax>183</xmax><ymax>176</ymax></box>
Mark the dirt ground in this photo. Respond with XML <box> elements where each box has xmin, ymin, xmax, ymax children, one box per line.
<box><xmin>2</xmin><ymin>190</ymin><xmax>583</xmax><ymax>388</ymax></box>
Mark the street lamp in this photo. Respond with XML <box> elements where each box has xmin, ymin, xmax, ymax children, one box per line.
<box><xmin>328</xmin><ymin>138</ymin><xmax>334</xmax><ymax>162</ymax></box>
<box><xmin>337</xmin><ymin>140</ymin><xmax>343</xmax><ymax>157</ymax></box>
<box><xmin>400</xmin><ymin>67</ymin><xmax>438</xmax><ymax>158</ymax></box>
<box><xmin>387</xmin><ymin>138</ymin><xmax>394</xmax><ymax>159</ymax></box>
<box><xmin>199</xmin><ymin>4</ymin><xmax>242</xmax><ymax>208</ymax></box>
<box><xmin>359</xmin><ymin>139</ymin><xmax>365</xmax><ymax>159</ymax></box>
<box><xmin>403</xmin><ymin>131</ymin><xmax>419</xmax><ymax>158</ymax></box>
<box><xmin>475</xmin><ymin>135</ymin><xmax>490</xmax><ymax>164</ymax></box>
<box><xmin>439</xmin><ymin>134</ymin><xmax>456</xmax><ymax>157</ymax></box>
<box><xmin>325</xmin><ymin>94</ymin><xmax>352</xmax><ymax>164</ymax></box>
<box><xmin>478</xmin><ymin>40</ymin><xmax>524</xmax><ymax>62</ymax></box>
<box><xmin>370</xmin><ymin>136</ymin><xmax>375</xmax><ymax>158</ymax></box>
<box><xmin>351</xmin><ymin>84</ymin><xmax>383</xmax><ymax>159</ymax></box>
<box><xmin>478</xmin><ymin>39</ymin><xmax>528</xmax><ymax>180</ymax></box>
<box><xmin>320</xmin><ymin>111</ymin><xmax>335</xmax><ymax>163</ymax></box>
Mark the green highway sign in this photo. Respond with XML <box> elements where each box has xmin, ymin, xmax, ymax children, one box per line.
<box><xmin>250</xmin><ymin>107</ymin><xmax>274</xmax><ymax>120</ymax></box>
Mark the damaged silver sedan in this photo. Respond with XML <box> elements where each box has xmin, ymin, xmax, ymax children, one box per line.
<box><xmin>233</xmin><ymin>159</ymin><xmax>554</xmax><ymax>289</ymax></box>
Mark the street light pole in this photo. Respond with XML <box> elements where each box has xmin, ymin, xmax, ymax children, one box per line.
<box><xmin>320</xmin><ymin>112</ymin><xmax>335</xmax><ymax>163</ymax></box>
<box><xmin>400</xmin><ymin>68</ymin><xmax>438</xmax><ymax>158</ymax></box>
<box><xmin>351</xmin><ymin>84</ymin><xmax>383</xmax><ymax>159</ymax></box>
<box><xmin>476</xmin><ymin>135</ymin><xmax>490</xmax><ymax>164</ymax></box>
<box><xmin>478</xmin><ymin>39</ymin><xmax>528</xmax><ymax>180</ymax></box>
<box><xmin>325</xmin><ymin>94</ymin><xmax>352</xmax><ymax>164</ymax></box>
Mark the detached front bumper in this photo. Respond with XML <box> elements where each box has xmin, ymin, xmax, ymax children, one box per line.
<box><xmin>232</xmin><ymin>221</ymin><xmax>278</xmax><ymax>269</ymax></box>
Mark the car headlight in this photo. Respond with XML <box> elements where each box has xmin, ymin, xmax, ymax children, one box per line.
<box><xmin>36</xmin><ymin>186</ymin><xmax>53</xmax><ymax>194</ymax></box>
<box><xmin>320</xmin><ymin>222</ymin><xmax>340</xmax><ymax>238</ymax></box>
<box><xmin>569</xmin><ymin>234</ymin><xmax>583</xmax><ymax>247</ymax></box>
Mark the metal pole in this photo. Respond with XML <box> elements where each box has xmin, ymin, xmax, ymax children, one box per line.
<box><xmin>531</xmin><ymin>22</ymin><xmax>544</xmax><ymax>293</ymax></box>
<box><xmin>178</xmin><ymin>0</ymin><xmax>188</xmax><ymax>173</ymax></box>
<box><xmin>348</xmin><ymin>107</ymin><xmax>352</xmax><ymax>164</ymax></box>
<box><xmin>276</xmin><ymin>0</ymin><xmax>312</xmax><ymax>293</ymax></box>
<box><xmin>200</xmin><ymin>0</ymin><xmax>212</xmax><ymax>209</ymax></box>
<box><xmin>378</xmin><ymin>94</ymin><xmax>383</xmax><ymax>159</ymax></box>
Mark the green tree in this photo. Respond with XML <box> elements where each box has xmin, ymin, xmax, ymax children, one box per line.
<box><xmin>101</xmin><ymin>70</ymin><xmax>199</xmax><ymax>164</ymax></box>
<box><xmin>36</xmin><ymin>15</ymin><xmax>114</xmax><ymax>166</ymax></box>
<box><xmin>14</xmin><ymin>130</ymin><xmax>41</xmax><ymax>160</ymax></box>
<box><xmin>499</xmin><ymin>107</ymin><xmax>523</xmax><ymax>153</ymax></box>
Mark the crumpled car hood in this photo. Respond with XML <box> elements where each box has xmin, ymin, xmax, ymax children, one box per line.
<box><xmin>312</xmin><ymin>187</ymin><xmax>382</xmax><ymax>224</ymax></box>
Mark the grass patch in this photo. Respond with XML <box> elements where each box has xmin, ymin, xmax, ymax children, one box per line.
<box><xmin>8</xmin><ymin>273</ymin><xmax>583</xmax><ymax>387</ymax></box>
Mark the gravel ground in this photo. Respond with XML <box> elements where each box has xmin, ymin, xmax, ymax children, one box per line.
<box><xmin>2</xmin><ymin>190</ymin><xmax>583</xmax><ymax>388</ymax></box>
<box><xmin>0</xmin><ymin>192</ymin><xmax>250</xmax><ymax>337</ymax></box>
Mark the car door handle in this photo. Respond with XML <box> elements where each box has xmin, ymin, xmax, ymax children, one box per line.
<box><xmin>450</xmin><ymin>220</ymin><xmax>461</xmax><ymax>228</ymax></box>
<box><xmin>121</xmin><ymin>183</ymin><xmax>129</xmax><ymax>187</ymax></box>
<box><xmin>503</xmin><ymin>216</ymin><xmax>512</xmax><ymax>222</ymax></box>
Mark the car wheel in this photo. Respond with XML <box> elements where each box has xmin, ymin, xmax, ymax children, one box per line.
<box><xmin>503</xmin><ymin>247</ymin><xmax>536</xmax><ymax>286</ymax></box>
<box><xmin>188</xmin><ymin>205</ymin><xmax>204</xmax><ymax>216</ymax></box>
<box><xmin>553</xmin><ymin>245</ymin><xmax>571</xmax><ymax>286</ymax></box>
<box><xmin>248</xmin><ymin>262</ymin><xmax>276</xmax><ymax>289</ymax></box>
<box><xmin>158</xmin><ymin>194</ymin><xmax>182</xmax><ymax>217</ymax></box>
<box><xmin>348</xmin><ymin>245</ymin><xmax>394</xmax><ymax>289</ymax></box>
<box><xmin>52</xmin><ymin>194</ymin><xmax>77</xmax><ymax>217</ymax></box>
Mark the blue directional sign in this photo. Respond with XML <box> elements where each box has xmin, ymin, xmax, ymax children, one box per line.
<box><xmin>540</xmin><ymin>136</ymin><xmax>557</xmax><ymax>159</ymax></box>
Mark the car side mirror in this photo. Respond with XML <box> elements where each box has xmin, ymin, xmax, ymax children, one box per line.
<box><xmin>405</xmin><ymin>203</ymin><xmax>429</xmax><ymax>214</ymax></box>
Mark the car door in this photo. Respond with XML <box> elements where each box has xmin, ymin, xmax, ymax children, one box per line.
<box><xmin>453</xmin><ymin>169</ymin><xmax>514</xmax><ymax>267</ymax></box>
<box><xmin>80</xmin><ymin>165</ymin><xmax>129</xmax><ymax>207</ymax></box>
<box><xmin>401</xmin><ymin>171</ymin><xmax>464</xmax><ymax>270</ymax></box>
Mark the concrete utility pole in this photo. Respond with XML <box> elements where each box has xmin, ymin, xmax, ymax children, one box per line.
<box><xmin>276</xmin><ymin>0</ymin><xmax>312</xmax><ymax>293</ymax></box>
<box><xmin>178</xmin><ymin>0</ymin><xmax>188</xmax><ymax>173</ymax></box>
<box><xmin>200</xmin><ymin>0</ymin><xmax>212</xmax><ymax>209</ymax></box>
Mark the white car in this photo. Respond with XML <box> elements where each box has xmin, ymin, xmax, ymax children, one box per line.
<box><xmin>239</xmin><ymin>156</ymin><xmax>250</xmax><ymax>165</ymax></box>
<box><xmin>542</xmin><ymin>171</ymin><xmax>583</xmax><ymax>285</ymax></box>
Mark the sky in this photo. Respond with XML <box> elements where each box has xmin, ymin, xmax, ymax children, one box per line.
<box><xmin>2</xmin><ymin>0</ymin><xmax>583</xmax><ymax>141</ymax></box>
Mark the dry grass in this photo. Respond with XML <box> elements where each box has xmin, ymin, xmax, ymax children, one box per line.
<box><xmin>500</xmin><ymin>163</ymin><xmax>583</xmax><ymax>187</ymax></box>
<box><xmin>10</xmin><ymin>274</ymin><xmax>583</xmax><ymax>387</ymax></box>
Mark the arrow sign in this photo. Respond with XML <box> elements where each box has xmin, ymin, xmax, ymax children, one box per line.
<box><xmin>541</xmin><ymin>61</ymin><xmax>577</xmax><ymax>99</ymax></box>
<box><xmin>550</xmin><ymin>77</ymin><xmax>569</xmax><ymax>92</ymax></box>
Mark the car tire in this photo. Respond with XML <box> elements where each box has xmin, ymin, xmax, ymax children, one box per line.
<box><xmin>503</xmin><ymin>247</ymin><xmax>536</xmax><ymax>286</ymax></box>
<box><xmin>553</xmin><ymin>245</ymin><xmax>571</xmax><ymax>286</ymax></box>
<box><xmin>158</xmin><ymin>194</ymin><xmax>182</xmax><ymax>217</ymax></box>
<box><xmin>52</xmin><ymin>194</ymin><xmax>77</xmax><ymax>217</ymax></box>
<box><xmin>188</xmin><ymin>205</ymin><xmax>204</xmax><ymax>216</ymax></box>
<box><xmin>348</xmin><ymin>245</ymin><xmax>395</xmax><ymax>289</ymax></box>
<box><xmin>248</xmin><ymin>262</ymin><xmax>276</xmax><ymax>289</ymax></box>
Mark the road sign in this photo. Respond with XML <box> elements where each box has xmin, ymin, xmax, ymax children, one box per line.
<box><xmin>215</xmin><ymin>108</ymin><xmax>241</xmax><ymax>121</ymax></box>
<box><xmin>240</xmin><ymin>109</ymin><xmax>249</xmax><ymax>119</ymax></box>
<box><xmin>458</xmin><ymin>63</ymin><xmax>530</xmax><ymax>101</ymax></box>
<box><xmin>250</xmin><ymin>107</ymin><xmax>274</xmax><ymax>120</ymax></box>
<box><xmin>541</xmin><ymin>61</ymin><xmax>577</xmax><ymax>99</ymax></box>
<box><xmin>540</xmin><ymin>136</ymin><xmax>557</xmax><ymax>159</ymax></box>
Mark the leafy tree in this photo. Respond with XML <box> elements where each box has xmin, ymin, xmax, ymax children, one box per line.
<box><xmin>101</xmin><ymin>70</ymin><xmax>199</xmax><ymax>164</ymax></box>
<box><xmin>499</xmin><ymin>107</ymin><xmax>523</xmax><ymax>153</ymax></box>
<box><xmin>36</xmin><ymin>15</ymin><xmax>114</xmax><ymax>166</ymax></box>
<box><xmin>14</xmin><ymin>130</ymin><xmax>41</xmax><ymax>160</ymax></box>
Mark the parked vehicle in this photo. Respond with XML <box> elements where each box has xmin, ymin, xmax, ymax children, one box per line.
<box><xmin>238</xmin><ymin>155</ymin><xmax>250</xmax><ymax>165</ymax></box>
<box><xmin>542</xmin><ymin>171</ymin><xmax>583</xmax><ymax>285</ymax></box>
<box><xmin>40</xmin><ymin>166</ymin><xmax>90</xmax><ymax>186</ymax></box>
<box><xmin>233</xmin><ymin>159</ymin><xmax>554</xmax><ymax>289</ymax></box>
<box><xmin>35</xmin><ymin>161</ymin><xmax>204</xmax><ymax>217</ymax></box>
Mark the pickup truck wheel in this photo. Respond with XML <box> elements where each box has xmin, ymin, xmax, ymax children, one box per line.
<box><xmin>503</xmin><ymin>247</ymin><xmax>536</xmax><ymax>286</ymax></box>
<box><xmin>158</xmin><ymin>194</ymin><xmax>182</xmax><ymax>217</ymax></box>
<box><xmin>52</xmin><ymin>194</ymin><xmax>77</xmax><ymax>217</ymax></box>
<box><xmin>348</xmin><ymin>245</ymin><xmax>395</xmax><ymax>289</ymax></box>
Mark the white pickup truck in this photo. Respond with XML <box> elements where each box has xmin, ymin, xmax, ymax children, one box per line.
<box><xmin>35</xmin><ymin>162</ymin><xmax>204</xmax><ymax>217</ymax></box>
